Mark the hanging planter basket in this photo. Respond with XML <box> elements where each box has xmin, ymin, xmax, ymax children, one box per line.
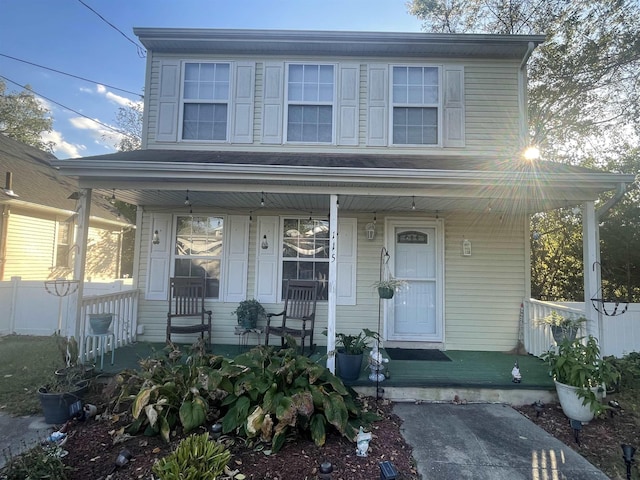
<box><xmin>378</xmin><ymin>286</ymin><xmax>395</xmax><ymax>299</ymax></box>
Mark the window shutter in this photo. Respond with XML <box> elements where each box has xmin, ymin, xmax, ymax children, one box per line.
<box><xmin>231</xmin><ymin>62</ymin><xmax>255</xmax><ymax>144</ymax></box>
<box><xmin>223</xmin><ymin>215</ymin><xmax>249</xmax><ymax>302</ymax></box>
<box><xmin>366</xmin><ymin>64</ymin><xmax>388</xmax><ymax>146</ymax></box>
<box><xmin>261</xmin><ymin>62</ymin><xmax>284</xmax><ymax>144</ymax></box>
<box><xmin>337</xmin><ymin>218</ymin><xmax>357</xmax><ymax>305</ymax></box>
<box><xmin>443</xmin><ymin>65</ymin><xmax>465</xmax><ymax>147</ymax></box>
<box><xmin>337</xmin><ymin>64</ymin><xmax>360</xmax><ymax>146</ymax></box>
<box><xmin>255</xmin><ymin>216</ymin><xmax>279</xmax><ymax>303</ymax></box>
<box><xmin>156</xmin><ymin>61</ymin><xmax>180</xmax><ymax>142</ymax></box>
<box><xmin>145</xmin><ymin>213</ymin><xmax>172</xmax><ymax>300</ymax></box>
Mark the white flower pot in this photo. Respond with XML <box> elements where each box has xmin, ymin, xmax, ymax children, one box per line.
<box><xmin>554</xmin><ymin>379</ymin><xmax>598</xmax><ymax>423</ymax></box>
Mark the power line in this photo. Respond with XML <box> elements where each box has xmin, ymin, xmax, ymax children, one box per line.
<box><xmin>0</xmin><ymin>53</ymin><xmax>142</xmax><ymax>98</ymax></box>
<box><xmin>76</xmin><ymin>0</ymin><xmax>146</xmax><ymax>58</ymax></box>
<box><xmin>0</xmin><ymin>75</ymin><xmax>139</xmax><ymax>142</ymax></box>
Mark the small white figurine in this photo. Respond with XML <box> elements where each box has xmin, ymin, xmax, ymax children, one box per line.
<box><xmin>511</xmin><ymin>361</ymin><xmax>522</xmax><ymax>383</ymax></box>
<box><xmin>356</xmin><ymin>426</ymin><xmax>372</xmax><ymax>457</ymax></box>
<box><xmin>368</xmin><ymin>342</ymin><xmax>389</xmax><ymax>382</ymax></box>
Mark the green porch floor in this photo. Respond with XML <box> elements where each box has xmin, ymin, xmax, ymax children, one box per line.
<box><xmin>95</xmin><ymin>342</ymin><xmax>553</xmax><ymax>391</ymax></box>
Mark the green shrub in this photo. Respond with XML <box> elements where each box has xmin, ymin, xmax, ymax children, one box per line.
<box><xmin>112</xmin><ymin>341</ymin><xmax>379</xmax><ymax>453</ymax></box>
<box><xmin>114</xmin><ymin>342</ymin><xmax>227</xmax><ymax>442</ymax></box>
<box><xmin>0</xmin><ymin>444</ymin><xmax>71</xmax><ymax>480</ymax></box>
<box><xmin>152</xmin><ymin>433</ymin><xmax>230</xmax><ymax>480</ymax></box>
<box><xmin>609</xmin><ymin>352</ymin><xmax>640</xmax><ymax>390</ymax></box>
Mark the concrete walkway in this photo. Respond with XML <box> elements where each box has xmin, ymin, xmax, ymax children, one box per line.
<box><xmin>394</xmin><ymin>403</ymin><xmax>609</xmax><ymax>479</ymax></box>
<box><xmin>0</xmin><ymin>413</ymin><xmax>50</xmax><ymax>469</ymax></box>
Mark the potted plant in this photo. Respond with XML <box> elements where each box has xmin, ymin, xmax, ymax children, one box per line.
<box><xmin>331</xmin><ymin>328</ymin><xmax>380</xmax><ymax>382</ymax></box>
<box><xmin>53</xmin><ymin>335</ymin><xmax>94</xmax><ymax>380</ymax></box>
<box><xmin>373</xmin><ymin>278</ymin><xmax>407</xmax><ymax>299</ymax></box>
<box><xmin>232</xmin><ymin>299</ymin><xmax>266</xmax><ymax>329</ymax></box>
<box><xmin>542</xmin><ymin>311</ymin><xmax>586</xmax><ymax>343</ymax></box>
<box><xmin>541</xmin><ymin>335</ymin><xmax>620</xmax><ymax>422</ymax></box>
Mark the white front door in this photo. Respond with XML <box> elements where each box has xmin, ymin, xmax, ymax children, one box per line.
<box><xmin>386</xmin><ymin>218</ymin><xmax>444</xmax><ymax>342</ymax></box>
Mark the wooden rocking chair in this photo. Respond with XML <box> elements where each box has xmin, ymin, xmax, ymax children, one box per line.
<box><xmin>265</xmin><ymin>280</ymin><xmax>319</xmax><ymax>353</ymax></box>
<box><xmin>166</xmin><ymin>277</ymin><xmax>212</xmax><ymax>345</ymax></box>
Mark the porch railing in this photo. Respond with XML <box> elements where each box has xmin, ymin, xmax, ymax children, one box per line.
<box><xmin>523</xmin><ymin>299</ymin><xmax>586</xmax><ymax>357</ymax></box>
<box><xmin>80</xmin><ymin>289</ymin><xmax>139</xmax><ymax>362</ymax></box>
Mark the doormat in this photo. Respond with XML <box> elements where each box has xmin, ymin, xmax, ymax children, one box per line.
<box><xmin>384</xmin><ymin>348</ymin><xmax>451</xmax><ymax>362</ymax></box>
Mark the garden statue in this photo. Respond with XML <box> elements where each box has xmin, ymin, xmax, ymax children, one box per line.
<box><xmin>511</xmin><ymin>361</ymin><xmax>522</xmax><ymax>383</ymax></box>
<box><xmin>356</xmin><ymin>426</ymin><xmax>372</xmax><ymax>457</ymax></box>
<box><xmin>368</xmin><ymin>342</ymin><xmax>389</xmax><ymax>382</ymax></box>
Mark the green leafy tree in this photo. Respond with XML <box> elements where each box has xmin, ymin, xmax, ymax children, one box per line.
<box><xmin>0</xmin><ymin>79</ymin><xmax>54</xmax><ymax>152</ymax></box>
<box><xmin>114</xmin><ymin>99</ymin><xmax>142</xmax><ymax>151</ymax></box>
<box><xmin>109</xmin><ymin>96</ymin><xmax>142</xmax><ymax>277</ymax></box>
<box><xmin>408</xmin><ymin>0</ymin><xmax>640</xmax><ymax>300</ymax></box>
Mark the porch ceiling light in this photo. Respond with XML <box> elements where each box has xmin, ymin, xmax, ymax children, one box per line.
<box><xmin>184</xmin><ymin>189</ymin><xmax>191</xmax><ymax>206</ymax></box>
<box><xmin>110</xmin><ymin>189</ymin><xmax>116</xmax><ymax>205</ymax></box>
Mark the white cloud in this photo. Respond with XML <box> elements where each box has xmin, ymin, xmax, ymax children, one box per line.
<box><xmin>95</xmin><ymin>84</ymin><xmax>140</xmax><ymax>108</ymax></box>
<box><xmin>41</xmin><ymin>130</ymin><xmax>86</xmax><ymax>159</ymax></box>
<box><xmin>69</xmin><ymin>116</ymin><xmax>123</xmax><ymax>150</ymax></box>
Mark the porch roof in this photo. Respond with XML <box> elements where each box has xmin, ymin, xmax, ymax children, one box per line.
<box><xmin>55</xmin><ymin>150</ymin><xmax>636</xmax><ymax>215</ymax></box>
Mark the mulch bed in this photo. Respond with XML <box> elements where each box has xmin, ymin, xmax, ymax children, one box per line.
<box><xmin>60</xmin><ymin>397</ymin><xmax>418</xmax><ymax>480</ymax></box>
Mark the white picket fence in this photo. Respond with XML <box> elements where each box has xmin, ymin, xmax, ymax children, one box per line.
<box><xmin>0</xmin><ymin>276</ymin><xmax>136</xmax><ymax>338</ymax></box>
<box><xmin>524</xmin><ymin>299</ymin><xmax>640</xmax><ymax>358</ymax></box>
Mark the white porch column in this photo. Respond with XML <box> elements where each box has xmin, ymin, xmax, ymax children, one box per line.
<box><xmin>71</xmin><ymin>188</ymin><xmax>92</xmax><ymax>344</ymax></box>
<box><xmin>582</xmin><ymin>201</ymin><xmax>600</xmax><ymax>340</ymax></box>
<box><xmin>326</xmin><ymin>194</ymin><xmax>339</xmax><ymax>373</ymax></box>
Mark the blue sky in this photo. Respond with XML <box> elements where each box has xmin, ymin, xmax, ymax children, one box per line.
<box><xmin>0</xmin><ymin>0</ymin><xmax>422</xmax><ymax>159</ymax></box>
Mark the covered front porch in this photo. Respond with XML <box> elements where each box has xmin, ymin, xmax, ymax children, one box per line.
<box><xmin>56</xmin><ymin>150</ymin><xmax>636</xmax><ymax>373</ymax></box>
<box><xmin>94</xmin><ymin>340</ymin><xmax>556</xmax><ymax>405</ymax></box>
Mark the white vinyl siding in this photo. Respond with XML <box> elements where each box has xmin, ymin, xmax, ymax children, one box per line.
<box><xmin>146</xmin><ymin>55</ymin><xmax>523</xmax><ymax>155</ymax></box>
<box><xmin>464</xmin><ymin>63</ymin><xmax>520</xmax><ymax>154</ymax></box>
<box><xmin>444</xmin><ymin>213</ymin><xmax>526</xmax><ymax>351</ymax></box>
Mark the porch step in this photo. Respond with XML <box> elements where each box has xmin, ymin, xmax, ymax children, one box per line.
<box><xmin>353</xmin><ymin>385</ymin><xmax>557</xmax><ymax>406</ymax></box>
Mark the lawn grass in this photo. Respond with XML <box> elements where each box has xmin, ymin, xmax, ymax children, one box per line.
<box><xmin>0</xmin><ymin>335</ymin><xmax>65</xmax><ymax>416</ymax></box>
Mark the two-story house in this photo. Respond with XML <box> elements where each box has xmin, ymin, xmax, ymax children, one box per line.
<box><xmin>57</xmin><ymin>29</ymin><xmax>635</xmax><ymax>360</ymax></box>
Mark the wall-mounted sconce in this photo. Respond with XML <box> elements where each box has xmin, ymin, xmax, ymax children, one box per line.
<box><xmin>462</xmin><ymin>239</ymin><xmax>472</xmax><ymax>256</ymax></box>
<box><xmin>152</xmin><ymin>230</ymin><xmax>160</xmax><ymax>245</ymax></box>
<box><xmin>365</xmin><ymin>222</ymin><xmax>376</xmax><ymax>240</ymax></box>
<box><xmin>261</xmin><ymin>234</ymin><xmax>269</xmax><ymax>249</ymax></box>
<box><xmin>110</xmin><ymin>188</ymin><xmax>116</xmax><ymax>205</ymax></box>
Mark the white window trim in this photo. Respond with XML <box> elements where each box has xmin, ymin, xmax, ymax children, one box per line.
<box><xmin>389</xmin><ymin>64</ymin><xmax>443</xmax><ymax>147</ymax></box>
<box><xmin>170</xmin><ymin>213</ymin><xmax>227</xmax><ymax>300</ymax></box>
<box><xmin>178</xmin><ymin>61</ymin><xmax>234</xmax><ymax>144</ymax></box>
<box><xmin>283</xmin><ymin>62</ymin><xmax>337</xmax><ymax>145</ymax></box>
<box><xmin>53</xmin><ymin>219</ymin><xmax>73</xmax><ymax>269</ymax></box>
<box><xmin>278</xmin><ymin>216</ymin><xmax>330</xmax><ymax>301</ymax></box>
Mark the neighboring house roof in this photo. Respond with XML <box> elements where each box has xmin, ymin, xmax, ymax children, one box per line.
<box><xmin>0</xmin><ymin>134</ymin><xmax>130</xmax><ymax>226</ymax></box>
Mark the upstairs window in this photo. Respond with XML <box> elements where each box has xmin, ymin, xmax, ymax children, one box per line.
<box><xmin>182</xmin><ymin>63</ymin><xmax>230</xmax><ymax>141</ymax></box>
<box><xmin>392</xmin><ymin>66</ymin><xmax>440</xmax><ymax>145</ymax></box>
<box><xmin>286</xmin><ymin>64</ymin><xmax>334</xmax><ymax>143</ymax></box>
<box><xmin>174</xmin><ymin>215</ymin><xmax>224</xmax><ymax>298</ymax></box>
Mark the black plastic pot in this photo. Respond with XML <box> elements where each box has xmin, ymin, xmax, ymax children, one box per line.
<box><xmin>378</xmin><ymin>286</ymin><xmax>394</xmax><ymax>299</ymax></box>
<box><xmin>336</xmin><ymin>350</ymin><xmax>363</xmax><ymax>382</ymax></box>
<box><xmin>38</xmin><ymin>380</ymin><xmax>89</xmax><ymax>424</ymax></box>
